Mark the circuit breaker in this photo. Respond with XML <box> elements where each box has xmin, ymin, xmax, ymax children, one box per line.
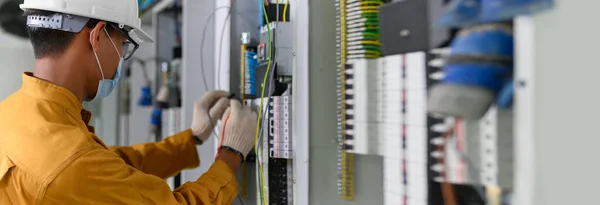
<box><xmin>380</xmin><ymin>52</ymin><xmax>431</xmax><ymax>205</ymax></box>
<box><xmin>269</xmin><ymin>96</ymin><xmax>293</xmax><ymax>159</ymax></box>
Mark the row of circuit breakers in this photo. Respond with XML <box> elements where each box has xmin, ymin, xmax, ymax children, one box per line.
<box><xmin>336</xmin><ymin>0</ymin><xmax>514</xmax><ymax>204</ymax></box>
<box><xmin>245</xmin><ymin>96</ymin><xmax>294</xmax><ymax>205</ymax></box>
<box><xmin>343</xmin><ymin>53</ymin><xmax>513</xmax><ymax>205</ymax></box>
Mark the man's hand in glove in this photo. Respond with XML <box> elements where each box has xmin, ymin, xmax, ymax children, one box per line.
<box><xmin>218</xmin><ymin>100</ymin><xmax>258</xmax><ymax>166</ymax></box>
<box><xmin>191</xmin><ymin>91</ymin><xmax>231</xmax><ymax>144</ymax></box>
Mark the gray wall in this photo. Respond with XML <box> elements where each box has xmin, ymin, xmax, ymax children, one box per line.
<box><xmin>525</xmin><ymin>0</ymin><xmax>600</xmax><ymax>204</ymax></box>
<box><xmin>0</xmin><ymin>32</ymin><xmax>33</xmax><ymax>101</ymax></box>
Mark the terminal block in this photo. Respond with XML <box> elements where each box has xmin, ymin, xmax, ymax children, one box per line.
<box><xmin>343</xmin><ymin>59</ymin><xmax>383</xmax><ymax>156</ymax></box>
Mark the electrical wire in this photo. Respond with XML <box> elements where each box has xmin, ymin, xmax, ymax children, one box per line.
<box><xmin>216</xmin><ymin>1</ymin><xmax>234</xmax><ymax>91</ymax></box>
<box><xmin>241</xmin><ymin>44</ymin><xmax>247</xmax><ymax>100</ymax></box>
<box><xmin>255</xmin><ymin>1</ymin><xmax>273</xmax><ymax>204</ymax></box>
<box><xmin>199</xmin><ymin>5</ymin><xmax>252</xmax><ymax>140</ymax></box>
<box><xmin>200</xmin><ymin>6</ymin><xmax>233</xmax><ymax>92</ymax></box>
<box><xmin>283</xmin><ymin>0</ymin><xmax>289</xmax><ymax>22</ymax></box>
<box><xmin>254</xmin><ymin>62</ymin><xmax>276</xmax><ymax>205</ymax></box>
<box><xmin>249</xmin><ymin>59</ymin><xmax>276</xmax><ymax>204</ymax></box>
<box><xmin>200</xmin><ymin>4</ymin><xmax>255</xmax><ymax>93</ymax></box>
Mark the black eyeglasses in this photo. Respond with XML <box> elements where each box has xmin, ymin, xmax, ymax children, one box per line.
<box><xmin>108</xmin><ymin>23</ymin><xmax>139</xmax><ymax>60</ymax></box>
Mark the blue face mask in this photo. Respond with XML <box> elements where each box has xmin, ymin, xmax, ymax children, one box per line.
<box><xmin>87</xmin><ymin>28</ymin><xmax>124</xmax><ymax>101</ymax></box>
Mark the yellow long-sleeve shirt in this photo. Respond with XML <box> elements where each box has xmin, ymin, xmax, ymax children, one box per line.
<box><xmin>0</xmin><ymin>73</ymin><xmax>238</xmax><ymax>204</ymax></box>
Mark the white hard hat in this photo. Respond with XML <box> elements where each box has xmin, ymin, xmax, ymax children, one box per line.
<box><xmin>20</xmin><ymin>0</ymin><xmax>154</xmax><ymax>43</ymax></box>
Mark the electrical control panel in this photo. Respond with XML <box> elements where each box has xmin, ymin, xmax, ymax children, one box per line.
<box><xmin>341</xmin><ymin>49</ymin><xmax>514</xmax><ymax>205</ymax></box>
<box><xmin>234</xmin><ymin>2</ymin><xmax>295</xmax><ymax>204</ymax></box>
<box><xmin>259</xmin><ymin>22</ymin><xmax>294</xmax><ymax>77</ymax></box>
<box><xmin>202</xmin><ymin>0</ymin><xmax>520</xmax><ymax>204</ymax></box>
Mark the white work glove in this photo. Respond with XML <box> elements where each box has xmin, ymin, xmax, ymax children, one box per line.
<box><xmin>191</xmin><ymin>91</ymin><xmax>231</xmax><ymax>142</ymax></box>
<box><xmin>220</xmin><ymin>100</ymin><xmax>258</xmax><ymax>159</ymax></box>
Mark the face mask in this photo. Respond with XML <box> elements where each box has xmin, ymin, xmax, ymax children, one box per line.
<box><xmin>87</xmin><ymin>28</ymin><xmax>124</xmax><ymax>101</ymax></box>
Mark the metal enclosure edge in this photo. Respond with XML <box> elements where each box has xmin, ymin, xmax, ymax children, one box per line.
<box><xmin>514</xmin><ymin>16</ymin><xmax>536</xmax><ymax>205</ymax></box>
<box><xmin>293</xmin><ymin>0</ymin><xmax>309</xmax><ymax>204</ymax></box>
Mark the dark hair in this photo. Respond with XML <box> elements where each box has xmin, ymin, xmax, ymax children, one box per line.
<box><xmin>23</xmin><ymin>9</ymin><xmax>113</xmax><ymax>59</ymax></box>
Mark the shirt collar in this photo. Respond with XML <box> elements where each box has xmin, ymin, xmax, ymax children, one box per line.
<box><xmin>81</xmin><ymin>109</ymin><xmax>94</xmax><ymax>131</ymax></box>
<box><xmin>21</xmin><ymin>72</ymin><xmax>83</xmax><ymax>114</ymax></box>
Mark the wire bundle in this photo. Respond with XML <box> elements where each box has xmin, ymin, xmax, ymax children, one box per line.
<box><xmin>345</xmin><ymin>0</ymin><xmax>383</xmax><ymax>59</ymax></box>
<box><xmin>336</xmin><ymin>0</ymin><xmax>356</xmax><ymax>200</ymax></box>
<box><xmin>255</xmin><ymin>1</ymin><xmax>273</xmax><ymax>204</ymax></box>
<box><xmin>245</xmin><ymin>51</ymin><xmax>258</xmax><ymax>96</ymax></box>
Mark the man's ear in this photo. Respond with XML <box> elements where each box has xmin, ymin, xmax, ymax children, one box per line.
<box><xmin>89</xmin><ymin>21</ymin><xmax>107</xmax><ymax>52</ymax></box>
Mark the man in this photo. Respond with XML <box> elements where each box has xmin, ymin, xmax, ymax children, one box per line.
<box><xmin>0</xmin><ymin>0</ymin><xmax>257</xmax><ymax>204</ymax></box>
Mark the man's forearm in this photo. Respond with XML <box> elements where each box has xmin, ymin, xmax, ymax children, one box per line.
<box><xmin>216</xmin><ymin>149</ymin><xmax>242</xmax><ymax>171</ymax></box>
<box><xmin>109</xmin><ymin>129</ymin><xmax>200</xmax><ymax>179</ymax></box>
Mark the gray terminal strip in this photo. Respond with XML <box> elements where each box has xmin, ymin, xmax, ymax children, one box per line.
<box><xmin>26</xmin><ymin>13</ymin><xmax>89</xmax><ymax>33</ymax></box>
